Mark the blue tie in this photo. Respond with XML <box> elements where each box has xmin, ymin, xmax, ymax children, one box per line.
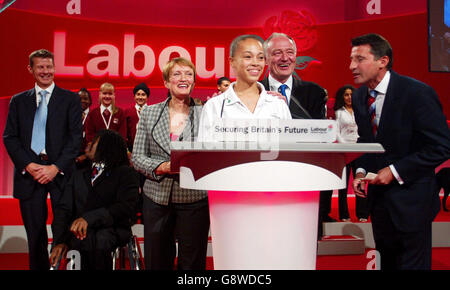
<box><xmin>31</xmin><ymin>90</ymin><xmax>48</xmax><ymax>155</ymax></box>
<box><xmin>278</xmin><ymin>84</ymin><xmax>289</xmax><ymax>104</ymax></box>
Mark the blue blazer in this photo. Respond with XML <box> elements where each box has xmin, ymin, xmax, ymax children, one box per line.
<box><xmin>352</xmin><ymin>71</ymin><xmax>450</xmax><ymax>232</ymax></box>
<box><xmin>3</xmin><ymin>86</ymin><xmax>82</xmax><ymax>199</ymax></box>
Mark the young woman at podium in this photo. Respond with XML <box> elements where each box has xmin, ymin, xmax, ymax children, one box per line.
<box><xmin>197</xmin><ymin>34</ymin><xmax>291</xmax><ymax>141</ymax></box>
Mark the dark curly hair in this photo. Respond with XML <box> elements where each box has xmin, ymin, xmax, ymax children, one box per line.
<box><xmin>93</xmin><ymin>129</ymin><xmax>129</xmax><ymax>169</ymax></box>
<box><xmin>333</xmin><ymin>85</ymin><xmax>355</xmax><ymax>111</ymax></box>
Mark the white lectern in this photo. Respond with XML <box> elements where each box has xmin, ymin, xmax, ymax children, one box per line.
<box><xmin>171</xmin><ymin>142</ymin><xmax>384</xmax><ymax>270</ymax></box>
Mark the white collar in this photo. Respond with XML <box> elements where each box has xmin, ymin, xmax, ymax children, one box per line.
<box><xmin>35</xmin><ymin>82</ymin><xmax>55</xmax><ymax>99</ymax></box>
<box><xmin>135</xmin><ymin>103</ymin><xmax>146</xmax><ymax>111</ymax></box>
<box><xmin>372</xmin><ymin>70</ymin><xmax>391</xmax><ymax>95</ymax></box>
<box><xmin>223</xmin><ymin>82</ymin><xmax>273</xmax><ymax>106</ymax></box>
<box><xmin>268</xmin><ymin>74</ymin><xmax>293</xmax><ymax>91</ymax></box>
<box><xmin>100</xmin><ymin>104</ymin><xmax>112</xmax><ymax>113</ymax></box>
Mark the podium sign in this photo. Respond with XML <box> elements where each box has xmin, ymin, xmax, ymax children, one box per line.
<box><xmin>202</xmin><ymin>119</ymin><xmax>338</xmax><ymax>143</ymax></box>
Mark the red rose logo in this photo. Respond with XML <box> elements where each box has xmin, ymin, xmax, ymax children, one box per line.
<box><xmin>263</xmin><ymin>10</ymin><xmax>318</xmax><ymax>52</ymax></box>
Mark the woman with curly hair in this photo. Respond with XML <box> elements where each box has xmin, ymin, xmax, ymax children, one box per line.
<box><xmin>50</xmin><ymin>129</ymin><xmax>139</xmax><ymax>270</ymax></box>
<box><xmin>334</xmin><ymin>85</ymin><xmax>368</xmax><ymax>222</ymax></box>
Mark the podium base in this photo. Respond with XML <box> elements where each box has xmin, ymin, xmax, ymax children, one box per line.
<box><xmin>208</xmin><ymin>190</ymin><xmax>319</xmax><ymax>270</ymax></box>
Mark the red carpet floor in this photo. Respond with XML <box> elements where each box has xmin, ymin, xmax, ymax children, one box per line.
<box><xmin>1</xmin><ymin>248</ymin><xmax>449</xmax><ymax>270</ymax></box>
<box><xmin>1</xmin><ymin>195</ymin><xmax>448</xmax><ymax>270</ymax></box>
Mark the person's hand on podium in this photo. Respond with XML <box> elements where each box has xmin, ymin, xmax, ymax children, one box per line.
<box><xmin>155</xmin><ymin>161</ymin><xmax>179</xmax><ymax>175</ymax></box>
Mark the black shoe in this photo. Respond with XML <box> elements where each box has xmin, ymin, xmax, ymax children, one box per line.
<box><xmin>322</xmin><ymin>215</ymin><xmax>337</xmax><ymax>222</ymax></box>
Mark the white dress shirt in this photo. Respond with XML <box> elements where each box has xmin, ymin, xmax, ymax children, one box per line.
<box><xmin>82</xmin><ymin>107</ymin><xmax>90</xmax><ymax>124</ymax></box>
<box><xmin>197</xmin><ymin>82</ymin><xmax>292</xmax><ymax>141</ymax></box>
<box><xmin>268</xmin><ymin>74</ymin><xmax>293</xmax><ymax>104</ymax></box>
<box><xmin>100</xmin><ymin>104</ymin><xmax>112</xmax><ymax>115</ymax></box>
<box><xmin>356</xmin><ymin>71</ymin><xmax>404</xmax><ymax>184</ymax></box>
<box><xmin>34</xmin><ymin>82</ymin><xmax>55</xmax><ymax>155</ymax></box>
<box><xmin>135</xmin><ymin>103</ymin><xmax>147</xmax><ymax>118</ymax></box>
<box><xmin>34</xmin><ymin>82</ymin><xmax>54</xmax><ymax>107</ymax></box>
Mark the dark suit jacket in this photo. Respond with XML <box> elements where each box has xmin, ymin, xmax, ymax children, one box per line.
<box><xmin>260</xmin><ymin>77</ymin><xmax>327</xmax><ymax>119</ymax></box>
<box><xmin>3</xmin><ymin>86</ymin><xmax>82</xmax><ymax>199</ymax></box>
<box><xmin>51</xmin><ymin>165</ymin><xmax>139</xmax><ymax>246</ymax></box>
<box><xmin>352</xmin><ymin>71</ymin><xmax>450</xmax><ymax>232</ymax></box>
<box><xmin>84</xmin><ymin>106</ymin><xmax>127</xmax><ymax>144</ymax></box>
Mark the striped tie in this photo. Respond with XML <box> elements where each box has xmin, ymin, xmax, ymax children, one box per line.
<box><xmin>368</xmin><ymin>90</ymin><xmax>378</xmax><ymax>136</ymax></box>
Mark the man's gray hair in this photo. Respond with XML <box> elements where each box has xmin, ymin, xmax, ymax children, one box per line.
<box><xmin>263</xmin><ymin>32</ymin><xmax>297</xmax><ymax>57</ymax></box>
<box><xmin>229</xmin><ymin>34</ymin><xmax>264</xmax><ymax>58</ymax></box>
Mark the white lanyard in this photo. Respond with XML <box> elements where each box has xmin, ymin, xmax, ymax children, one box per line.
<box><xmin>101</xmin><ymin>110</ymin><xmax>112</xmax><ymax>129</ymax></box>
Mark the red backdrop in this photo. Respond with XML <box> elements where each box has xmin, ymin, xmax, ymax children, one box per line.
<box><xmin>0</xmin><ymin>1</ymin><xmax>448</xmax><ymax>195</ymax></box>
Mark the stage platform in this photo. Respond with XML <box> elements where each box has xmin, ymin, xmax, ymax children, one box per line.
<box><xmin>1</xmin><ymin>195</ymin><xmax>448</xmax><ymax>252</ymax></box>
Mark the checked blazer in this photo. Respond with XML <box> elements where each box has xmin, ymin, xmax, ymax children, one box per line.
<box><xmin>131</xmin><ymin>97</ymin><xmax>206</xmax><ymax>205</ymax></box>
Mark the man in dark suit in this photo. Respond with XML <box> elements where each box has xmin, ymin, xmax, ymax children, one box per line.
<box><xmin>3</xmin><ymin>49</ymin><xmax>82</xmax><ymax>270</ymax></box>
<box><xmin>350</xmin><ymin>34</ymin><xmax>450</xmax><ymax>270</ymax></box>
<box><xmin>261</xmin><ymin>32</ymin><xmax>327</xmax><ymax>119</ymax></box>
<box><xmin>261</xmin><ymin>33</ymin><xmax>333</xmax><ymax>235</ymax></box>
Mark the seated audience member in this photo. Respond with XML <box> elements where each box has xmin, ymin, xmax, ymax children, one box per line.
<box><xmin>125</xmin><ymin>82</ymin><xmax>150</xmax><ymax>152</ymax></box>
<box><xmin>50</xmin><ymin>129</ymin><xmax>139</xmax><ymax>270</ymax></box>
<box><xmin>84</xmin><ymin>82</ymin><xmax>127</xmax><ymax>145</ymax></box>
<box><xmin>131</xmin><ymin>57</ymin><xmax>209</xmax><ymax>270</ymax></box>
<box><xmin>198</xmin><ymin>34</ymin><xmax>291</xmax><ymax>141</ymax></box>
<box><xmin>75</xmin><ymin>88</ymin><xmax>93</xmax><ymax>168</ymax></box>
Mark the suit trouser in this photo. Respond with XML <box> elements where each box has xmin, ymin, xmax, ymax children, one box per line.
<box><xmin>340</xmin><ymin>162</ymin><xmax>369</xmax><ymax>219</ymax></box>
<box><xmin>19</xmin><ymin>181</ymin><xmax>62</xmax><ymax>270</ymax></box>
<box><xmin>371</xmin><ymin>195</ymin><xmax>432</xmax><ymax>270</ymax></box>
<box><xmin>319</xmin><ymin>162</ymin><xmax>369</xmax><ymax>220</ymax></box>
<box><xmin>142</xmin><ymin>195</ymin><xmax>210</xmax><ymax>270</ymax></box>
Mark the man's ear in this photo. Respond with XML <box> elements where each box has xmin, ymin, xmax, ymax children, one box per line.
<box><xmin>378</xmin><ymin>55</ymin><xmax>390</xmax><ymax>69</ymax></box>
<box><xmin>27</xmin><ymin>65</ymin><xmax>33</xmax><ymax>74</ymax></box>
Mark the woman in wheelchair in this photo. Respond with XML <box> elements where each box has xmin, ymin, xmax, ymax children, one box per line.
<box><xmin>50</xmin><ymin>129</ymin><xmax>140</xmax><ymax>270</ymax></box>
